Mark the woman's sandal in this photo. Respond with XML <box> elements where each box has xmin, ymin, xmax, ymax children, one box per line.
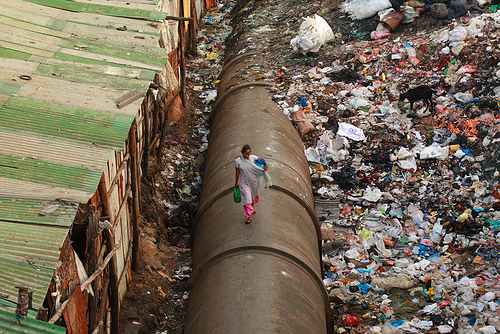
<box><xmin>246</xmin><ymin>217</ymin><xmax>252</xmax><ymax>224</ymax></box>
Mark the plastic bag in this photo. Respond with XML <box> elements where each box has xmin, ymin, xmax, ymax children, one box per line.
<box><xmin>419</xmin><ymin>145</ymin><xmax>449</xmax><ymax>160</ymax></box>
<box><xmin>337</xmin><ymin>122</ymin><xmax>366</xmax><ymax>141</ymax></box>
<box><xmin>291</xmin><ymin>108</ymin><xmax>315</xmax><ymax>134</ymax></box>
<box><xmin>343</xmin><ymin>0</ymin><xmax>392</xmax><ymax>20</ymax></box>
<box><xmin>448</xmin><ymin>26</ymin><xmax>467</xmax><ymax>45</ymax></box>
<box><xmin>290</xmin><ymin>14</ymin><xmax>334</xmax><ymax>54</ymax></box>
<box><xmin>345</xmin><ymin>314</ymin><xmax>359</xmax><ymax>325</ymax></box>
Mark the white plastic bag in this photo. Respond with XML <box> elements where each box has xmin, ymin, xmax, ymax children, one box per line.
<box><xmin>343</xmin><ymin>0</ymin><xmax>392</xmax><ymax>20</ymax></box>
<box><xmin>448</xmin><ymin>26</ymin><xmax>467</xmax><ymax>47</ymax></box>
<box><xmin>337</xmin><ymin>122</ymin><xmax>366</xmax><ymax>141</ymax></box>
<box><xmin>419</xmin><ymin>145</ymin><xmax>449</xmax><ymax>160</ymax></box>
<box><xmin>290</xmin><ymin>14</ymin><xmax>334</xmax><ymax>54</ymax></box>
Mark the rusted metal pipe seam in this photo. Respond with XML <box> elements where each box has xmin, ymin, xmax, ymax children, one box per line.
<box><xmin>191</xmin><ymin>183</ymin><xmax>321</xmax><ymax>251</ymax></box>
<box><xmin>188</xmin><ymin>246</ymin><xmax>328</xmax><ymax>303</ymax></box>
<box><xmin>217</xmin><ymin>52</ymin><xmax>258</xmax><ymax>81</ymax></box>
<box><xmin>212</xmin><ymin>81</ymin><xmax>274</xmax><ymax>114</ymax></box>
<box><xmin>199</xmin><ymin>158</ymin><xmax>312</xmax><ymax>206</ymax></box>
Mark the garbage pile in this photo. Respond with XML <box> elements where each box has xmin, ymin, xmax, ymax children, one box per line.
<box><xmin>268</xmin><ymin>10</ymin><xmax>500</xmax><ymax>334</ymax></box>
<box><xmin>191</xmin><ymin>0</ymin><xmax>500</xmax><ymax>332</ymax></box>
<box><xmin>342</xmin><ymin>0</ymin><xmax>483</xmax><ymax>40</ymax></box>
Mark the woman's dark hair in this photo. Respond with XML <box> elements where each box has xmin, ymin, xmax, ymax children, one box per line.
<box><xmin>241</xmin><ymin>144</ymin><xmax>251</xmax><ymax>153</ymax></box>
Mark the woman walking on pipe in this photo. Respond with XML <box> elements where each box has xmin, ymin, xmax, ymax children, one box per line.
<box><xmin>234</xmin><ymin>144</ymin><xmax>272</xmax><ymax>224</ymax></box>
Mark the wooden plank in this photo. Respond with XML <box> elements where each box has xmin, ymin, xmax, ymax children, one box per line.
<box><xmin>57</xmin><ymin>48</ymin><xmax>165</xmax><ymax>71</ymax></box>
<box><xmin>87</xmin><ymin>205</ymin><xmax>99</xmax><ymax>332</ymax></box>
<box><xmin>0</xmin><ymin>0</ymin><xmax>65</xmax><ymax>26</ymax></box>
<box><xmin>24</xmin><ymin>0</ymin><xmax>168</xmax><ymax>20</ymax></box>
<box><xmin>15</xmin><ymin>75</ymin><xmax>142</xmax><ymax>116</ymax></box>
<box><xmin>0</xmin><ymin>94</ymin><xmax>9</xmax><ymax>108</ymax></box>
<box><xmin>116</xmin><ymin>89</ymin><xmax>146</xmax><ymax>109</ymax></box>
<box><xmin>0</xmin><ymin>25</ymin><xmax>63</xmax><ymax>48</ymax></box>
<box><xmin>0</xmin><ymin>15</ymin><xmax>70</xmax><ymax>39</ymax></box>
<box><xmin>0</xmin><ymin>47</ymin><xmax>31</xmax><ymax>60</ymax></box>
<box><xmin>0</xmin><ymin>82</ymin><xmax>21</xmax><ymax>96</ymax></box>
<box><xmin>0</xmin><ymin>40</ymin><xmax>55</xmax><ymax>58</ymax></box>
<box><xmin>129</xmin><ymin>122</ymin><xmax>140</xmax><ymax>271</ymax></box>
<box><xmin>0</xmin><ymin>57</ymin><xmax>40</xmax><ymax>74</ymax></box>
<box><xmin>65</xmin><ymin>12</ymin><xmax>159</xmax><ymax>35</ymax></box>
<box><xmin>33</xmin><ymin>61</ymin><xmax>152</xmax><ymax>91</ymax></box>
<box><xmin>106</xmin><ymin>153</ymin><xmax>129</xmax><ymax>199</ymax></box>
<box><xmin>49</xmin><ymin>242</ymin><xmax>121</xmax><ymax>325</ymax></box>
<box><xmin>71</xmin><ymin>0</ymin><xmax>158</xmax><ymax>11</ymax></box>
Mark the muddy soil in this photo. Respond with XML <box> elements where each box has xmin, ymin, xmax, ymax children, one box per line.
<box><xmin>118</xmin><ymin>83</ymin><xmax>208</xmax><ymax>334</ymax></box>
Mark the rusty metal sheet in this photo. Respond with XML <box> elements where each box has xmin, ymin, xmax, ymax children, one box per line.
<box><xmin>63</xmin><ymin>286</ymin><xmax>88</xmax><ymax>334</ymax></box>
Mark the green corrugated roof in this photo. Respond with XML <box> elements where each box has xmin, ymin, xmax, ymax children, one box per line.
<box><xmin>0</xmin><ymin>307</ymin><xmax>66</xmax><ymax>333</ymax></box>
<box><xmin>0</xmin><ymin>0</ymin><xmax>168</xmax><ymax>329</ymax></box>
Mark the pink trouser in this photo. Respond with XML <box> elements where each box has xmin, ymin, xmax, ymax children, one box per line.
<box><xmin>243</xmin><ymin>195</ymin><xmax>259</xmax><ymax>218</ymax></box>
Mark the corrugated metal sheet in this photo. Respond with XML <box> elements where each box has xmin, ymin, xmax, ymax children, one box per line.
<box><xmin>0</xmin><ymin>307</ymin><xmax>66</xmax><ymax>333</ymax></box>
<box><xmin>0</xmin><ymin>0</ymin><xmax>169</xmax><ymax>328</ymax></box>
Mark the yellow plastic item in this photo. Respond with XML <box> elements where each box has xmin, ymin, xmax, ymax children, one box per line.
<box><xmin>206</xmin><ymin>52</ymin><xmax>219</xmax><ymax>60</ymax></box>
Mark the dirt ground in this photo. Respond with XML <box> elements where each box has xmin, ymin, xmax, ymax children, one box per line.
<box><xmin>118</xmin><ymin>83</ymin><xmax>207</xmax><ymax>334</ymax></box>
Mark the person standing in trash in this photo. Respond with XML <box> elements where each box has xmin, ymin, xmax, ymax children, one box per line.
<box><xmin>234</xmin><ymin>145</ymin><xmax>272</xmax><ymax>224</ymax></box>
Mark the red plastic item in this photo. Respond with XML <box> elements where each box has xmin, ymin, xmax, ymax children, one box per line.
<box><xmin>438</xmin><ymin>301</ymin><xmax>450</xmax><ymax>308</ymax></box>
<box><xmin>345</xmin><ymin>314</ymin><xmax>359</xmax><ymax>326</ymax></box>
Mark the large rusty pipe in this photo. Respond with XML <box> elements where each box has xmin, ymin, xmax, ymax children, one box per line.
<box><xmin>185</xmin><ymin>55</ymin><xmax>331</xmax><ymax>333</ymax></box>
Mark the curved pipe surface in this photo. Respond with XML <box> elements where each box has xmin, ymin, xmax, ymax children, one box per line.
<box><xmin>185</xmin><ymin>57</ymin><xmax>331</xmax><ymax>333</ymax></box>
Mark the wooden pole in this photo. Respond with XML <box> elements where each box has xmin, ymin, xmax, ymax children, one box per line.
<box><xmin>36</xmin><ymin>307</ymin><xmax>48</xmax><ymax>322</ymax></box>
<box><xmin>105</xmin><ymin>308</ymin><xmax>111</xmax><ymax>334</ymax></box>
<box><xmin>88</xmin><ymin>205</ymin><xmax>99</xmax><ymax>333</ymax></box>
<box><xmin>190</xmin><ymin>0</ymin><xmax>198</xmax><ymax>56</ymax></box>
<box><xmin>157</xmin><ymin>109</ymin><xmax>167</xmax><ymax>161</ymax></box>
<box><xmin>99</xmin><ymin>273</ymin><xmax>109</xmax><ymax>332</ymax></box>
<box><xmin>129</xmin><ymin>121</ymin><xmax>140</xmax><ymax>272</ymax></box>
<box><xmin>48</xmin><ymin>243</ymin><xmax>120</xmax><ymax>325</ymax></box>
<box><xmin>104</xmin><ymin>230</ymin><xmax>119</xmax><ymax>334</ymax></box>
<box><xmin>151</xmin><ymin>95</ymin><xmax>159</xmax><ymax>157</ymax></box>
<box><xmin>142</xmin><ymin>101</ymin><xmax>150</xmax><ymax>177</ymax></box>
<box><xmin>165</xmin><ymin>15</ymin><xmax>193</xmax><ymax>21</ymax></box>
<box><xmin>91</xmin><ymin>321</ymin><xmax>104</xmax><ymax>334</ymax></box>
<box><xmin>179</xmin><ymin>0</ymin><xmax>187</xmax><ymax>107</ymax></box>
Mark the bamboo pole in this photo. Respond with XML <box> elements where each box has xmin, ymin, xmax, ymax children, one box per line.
<box><xmin>48</xmin><ymin>243</ymin><xmax>120</xmax><ymax>325</ymax></box>
<box><xmin>129</xmin><ymin>122</ymin><xmax>140</xmax><ymax>272</ymax></box>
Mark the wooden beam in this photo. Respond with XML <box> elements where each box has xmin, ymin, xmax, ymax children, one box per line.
<box><xmin>156</xmin><ymin>89</ymin><xmax>179</xmax><ymax>160</ymax></box>
<box><xmin>88</xmin><ymin>205</ymin><xmax>99</xmax><ymax>332</ymax></box>
<box><xmin>151</xmin><ymin>103</ymin><xmax>160</xmax><ymax>156</ymax></box>
<box><xmin>48</xmin><ymin>243</ymin><xmax>121</xmax><ymax>325</ymax></box>
<box><xmin>142</xmin><ymin>100</ymin><xmax>150</xmax><ymax>178</ymax></box>
<box><xmin>107</xmin><ymin>153</ymin><xmax>130</xmax><ymax>199</ymax></box>
<box><xmin>104</xmin><ymin>230</ymin><xmax>119</xmax><ymax>334</ymax></box>
<box><xmin>148</xmin><ymin>133</ymin><xmax>161</xmax><ymax>153</ymax></box>
<box><xmin>179</xmin><ymin>0</ymin><xmax>187</xmax><ymax>107</ymax></box>
<box><xmin>91</xmin><ymin>321</ymin><xmax>104</xmax><ymax>334</ymax></box>
<box><xmin>118</xmin><ymin>242</ymin><xmax>133</xmax><ymax>287</ymax></box>
<box><xmin>189</xmin><ymin>0</ymin><xmax>197</xmax><ymax>55</ymax></box>
<box><xmin>129</xmin><ymin>122</ymin><xmax>141</xmax><ymax>272</ymax></box>
<box><xmin>165</xmin><ymin>15</ymin><xmax>193</xmax><ymax>22</ymax></box>
<box><xmin>105</xmin><ymin>308</ymin><xmax>111</xmax><ymax>334</ymax></box>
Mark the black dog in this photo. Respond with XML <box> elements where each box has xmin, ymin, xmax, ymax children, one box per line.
<box><xmin>399</xmin><ymin>85</ymin><xmax>435</xmax><ymax>112</ymax></box>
